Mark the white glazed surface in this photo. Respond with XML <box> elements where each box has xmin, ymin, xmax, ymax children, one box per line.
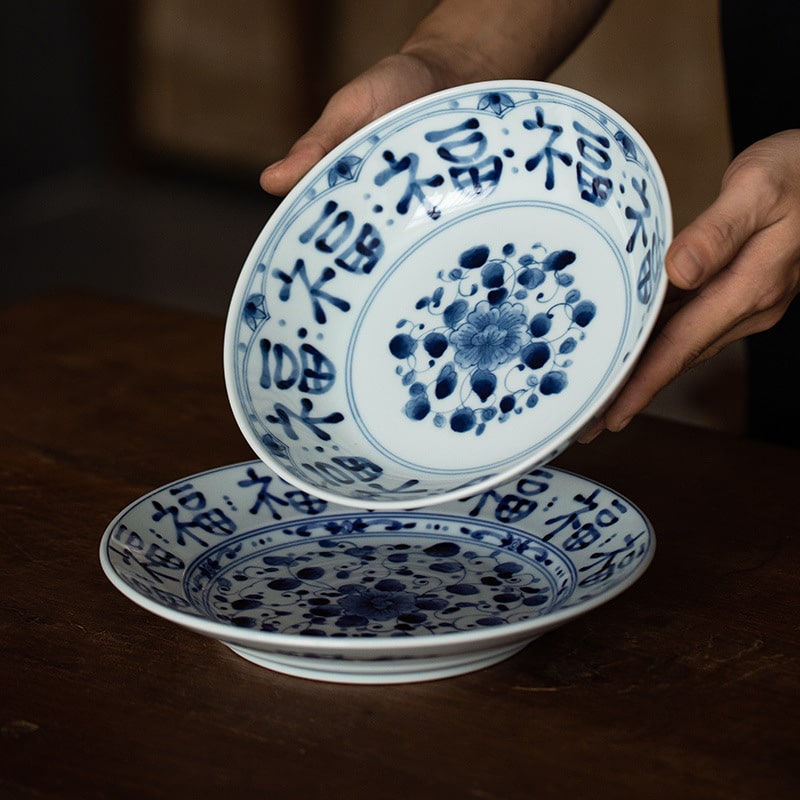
<box><xmin>225</xmin><ymin>80</ymin><xmax>672</xmax><ymax>508</ymax></box>
<box><xmin>100</xmin><ymin>460</ymin><xmax>655</xmax><ymax>684</ymax></box>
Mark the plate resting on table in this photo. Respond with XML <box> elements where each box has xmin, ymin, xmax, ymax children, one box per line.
<box><xmin>100</xmin><ymin>460</ymin><xmax>654</xmax><ymax>683</ymax></box>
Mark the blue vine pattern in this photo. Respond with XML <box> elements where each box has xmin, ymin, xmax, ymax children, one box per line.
<box><xmin>389</xmin><ymin>241</ymin><xmax>597</xmax><ymax>435</ymax></box>
<box><xmin>193</xmin><ymin>523</ymin><xmax>560</xmax><ymax>636</ymax></box>
<box><xmin>103</xmin><ymin>461</ymin><xmax>654</xmax><ymax>651</ymax></box>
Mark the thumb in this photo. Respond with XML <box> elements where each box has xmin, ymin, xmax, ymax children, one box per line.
<box><xmin>259</xmin><ymin>86</ymin><xmax>380</xmax><ymax>196</ymax></box>
<box><xmin>665</xmin><ymin>172</ymin><xmax>762</xmax><ymax>290</ymax></box>
<box><xmin>259</xmin><ymin>137</ymin><xmax>330</xmax><ymax>196</ymax></box>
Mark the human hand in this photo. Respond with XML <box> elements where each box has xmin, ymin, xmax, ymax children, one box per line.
<box><xmin>259</xmin><ymin>52</ymin><xmax>453</xmax><ymax>197</ymax></box>
<box><xmin>579</xmin><ymin>129</ymin><xmax>800</xmax><ymax>441</ymax></box>
<box><xmin>259</xmin><ymin>0</ymin><xmax>611</xmax><ymax>197</ymax></box>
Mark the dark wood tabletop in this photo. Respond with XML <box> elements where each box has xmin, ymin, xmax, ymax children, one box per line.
<box><xmin>2</xmin><ymin>292</ymin><xmax>798</xmax><ymax>800</ymax></box>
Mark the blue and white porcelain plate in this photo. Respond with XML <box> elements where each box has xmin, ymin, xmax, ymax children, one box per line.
<box><xmin>100</xmin><ymin>461</ymin><xmax>655</xmax><ymax>683</ymax></box>
<box><xmin>224</xmin><ymin>80</ymin><xmax>671</xmax><ymax>509</ymax></box>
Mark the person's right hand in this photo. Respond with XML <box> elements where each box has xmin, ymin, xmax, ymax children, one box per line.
<box><xmin>259</xmin><ymin>52</ymin><xmax>453</xmax><ymax>197</ymax></box>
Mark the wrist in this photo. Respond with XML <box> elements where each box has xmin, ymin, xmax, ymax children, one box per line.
<box><xmin>399</xmin><ymin>37</ymin><xmax>503</xmax><ymax>89</ymax></box>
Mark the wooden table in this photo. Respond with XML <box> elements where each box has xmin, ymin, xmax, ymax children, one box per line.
<box><xmin>2</xmin><ymin>293</ymin><xmax>798</xmax><ymax>799</ymax></box>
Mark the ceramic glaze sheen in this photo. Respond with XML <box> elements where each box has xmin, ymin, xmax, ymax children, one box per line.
<box><xmin>100</xmin><ymin>460</ymin><xmax>655</xmax><ymax>683</ymax></box>
<box><xmin>225</xmin><ymin>81</ymin><xmax>672</xmax><ymax>508</ymax></box>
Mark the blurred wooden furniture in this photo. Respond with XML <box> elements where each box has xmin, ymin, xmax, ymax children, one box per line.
<box><xmin>2</xmin><ymin>292</ymin><xmax>796</xmax><ymax>799</ymax></box>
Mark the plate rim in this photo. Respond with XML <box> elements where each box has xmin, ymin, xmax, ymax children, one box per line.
<box><xmin>99</xmin><ymin>459</ymin><xmax>656</xmax><ymax>657</ymax></box>
<box><xmin>222</xmin><ymin>78</ymin><xmax>673</xmax><ymax>510</ymax></box>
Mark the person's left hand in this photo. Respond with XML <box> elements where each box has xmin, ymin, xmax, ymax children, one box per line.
<box><xmin>579</xmin><ymin>129</ymin><xmax>800</xmax><ymax>441</ymax></box>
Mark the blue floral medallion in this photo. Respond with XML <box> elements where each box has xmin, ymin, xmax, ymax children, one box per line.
<box><xmin>389</xmin><ymin>241</ymin><xmax>597</xmax><ymax>435</ymax></box>
<box><xmin>189</xmin><ymin>520</ymin><xmax>568</xmax><ymax>636</ymax></box>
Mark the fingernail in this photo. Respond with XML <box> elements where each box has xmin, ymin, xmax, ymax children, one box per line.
<box><xmin>577</xmin><ymin>420</ymin><xmax>605</xmax><ymax>444</ymax></box>
<box><xmin>608</xmin><ymin>415</ymin><xmax>632</xmax><ymax>434</ymax></box>
<box><xmin>669</xmin><ymin>245</ymin><xmax>703</xmax><ymax>287</ymax></box>
<box><xmin>262</xmin><ymin>158</ymin><xmax>284</xmax><ymax>174</ymax></box>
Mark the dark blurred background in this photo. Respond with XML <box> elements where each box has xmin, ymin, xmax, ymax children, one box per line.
<box><xmin>0</xmin><ymin>0</ymin><xmax>745</xmax><ymax>432</ymax></box>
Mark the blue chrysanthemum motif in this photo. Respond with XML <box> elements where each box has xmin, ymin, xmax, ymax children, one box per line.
<box><xmin>389</xmin><ymin>242</ymin><xmax>598</xmax><ymax>435</ymax></box>
<box><xmin>477</xmin><ymin>91</ymin><xmax>515</xmax><ymax>116</ymax></box>
<box><xmin>451</xmin><ymin>301</ymin><xmax>528</xmax><ymax>371</ymax></box>
<box><xmin>327</xmin><ymin>155</ymin><xmax>362</xmax><ymax>187</ymax></box>
<box><xmin>338</xmin><ymin>582</ymin><xmax>420</xmax><ymax>622</ymax></box>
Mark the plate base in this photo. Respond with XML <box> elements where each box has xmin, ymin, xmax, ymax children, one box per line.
<box><xmin>224</xmin><ymin>638</ymin><xmax>539</xmax><ymax>684</ymax></box>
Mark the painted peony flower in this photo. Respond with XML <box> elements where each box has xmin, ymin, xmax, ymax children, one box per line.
<box><xmin>450</xmin><ymin>300</ymin><xmax>528</xmax><ymax>371</ymax></box>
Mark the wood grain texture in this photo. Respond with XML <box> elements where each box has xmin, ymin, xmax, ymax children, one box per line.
<box><xmin>2</xmin><ymin>293</ymin><xmax>797</xmax><ymax>799</ymax></box>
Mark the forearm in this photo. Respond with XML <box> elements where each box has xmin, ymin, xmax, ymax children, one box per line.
<box><xmin>260</xmin><ymin>0</ymin><xmax>612</xmax><ymax>195</ymax></box>
<box><xmin>399</xmin><ymin>0</ymin><xmax>612</xmax><ymax>86</ymax></box>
